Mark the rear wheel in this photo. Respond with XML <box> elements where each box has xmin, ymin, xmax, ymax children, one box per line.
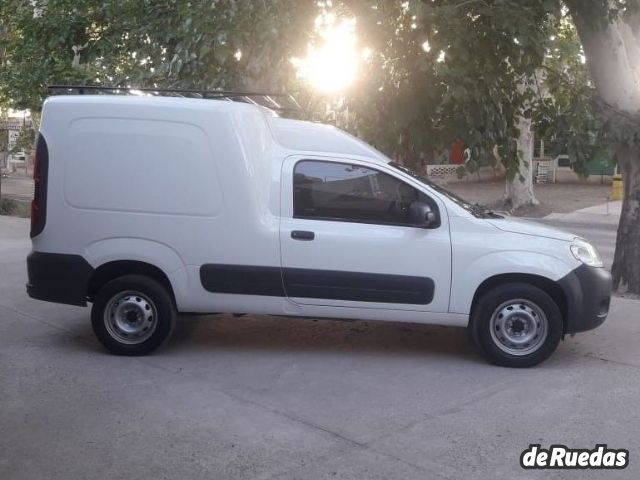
<box><xmin>470</xmin><ymin>283</ymin><xmax>562</xmax><ymax>367</ymax></box>
<box><xmin>91</xmin><ymin>275</ymin><xmax>176</xmax><ymax>355</ymax></box>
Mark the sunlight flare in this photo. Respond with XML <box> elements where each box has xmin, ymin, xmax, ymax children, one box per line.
<box><xmin>292</xmin><ymin>16</ymin><xmax>361</xmax><ymax>93</ymax></box>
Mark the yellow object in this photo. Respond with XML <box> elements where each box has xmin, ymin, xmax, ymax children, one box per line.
<box><xmin>611</xmin><ymin>174</ymin><xmax>624</xmax><ymax>201</ymax></box>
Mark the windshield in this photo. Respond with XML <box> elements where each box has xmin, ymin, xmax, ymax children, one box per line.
<box><xmin>388</xmin><ymin>162</ymin><xmax>502</xmax><ymax>218</ymax></box>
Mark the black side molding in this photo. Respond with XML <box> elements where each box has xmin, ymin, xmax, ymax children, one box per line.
<box><xmin>283</xmin><ymin>268</ymin><xmax>434</xmax><ymax>304</ymax></box>
<box><xmin>200</xmin><ymin>264</ymin><xmax>285</xmax><ymax>297</ymax></box>
<box><xmin>27</xmin><ymin>252</ymin><xmax>94</xmax><ymax>306</ymax></box>
<box><xmin>200</xmin><ymin>264</ymin><xmax>434</xmax><ymax>305</ymax></box>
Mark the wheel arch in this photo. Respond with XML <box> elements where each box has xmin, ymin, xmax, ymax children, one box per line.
<box><xmin>470</xmin><ymin>273</ymin><xmax>568</xmax><ymax>331</ymax></box>
<box><xmin>83</xmin><ymin>237</ymin><xmax>188</xmax><ymax>307</ymax></box>
<box><xmin>88</xmin><ymin>260</ymin><xmax>176</xmax><ymax>304</ymax></box>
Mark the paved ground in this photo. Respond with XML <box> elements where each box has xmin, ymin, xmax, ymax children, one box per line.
<box><xmin>0</xmin><ymin>174</ymin><xmax>33</xmax><ymax>201</ymax></box>
<box><xmin>1</xmin><ymin>215</ymin><xmax>639</xmax><ymax>480</ymax></box>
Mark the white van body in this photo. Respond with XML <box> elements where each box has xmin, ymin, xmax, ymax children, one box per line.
<box><xmin>27</xmin><ymin>94</ymin><xmax>611</xmax><ymax>366</ymax></box>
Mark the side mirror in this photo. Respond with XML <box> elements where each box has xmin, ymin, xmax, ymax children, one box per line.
<box><xmin>408</xmin><ymin>201</ymin><xmax>438</xmax><ymax>228</ymax></box>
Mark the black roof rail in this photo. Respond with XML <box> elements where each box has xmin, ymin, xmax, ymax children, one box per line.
<box><xmin>47</xmin><ymin>85</ymin><xmax>301</xmax><ymax>115</ymax></box>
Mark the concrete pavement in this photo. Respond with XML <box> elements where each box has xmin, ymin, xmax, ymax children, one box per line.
<box><xmin>1</xmin><ymin>215</ymin><xmax>639</xmax><ymax>480</ymax></box>
<box><xmin>0</xmin><ymin>174</ymin><xmax>33</xmax><ymax>201</ymax></box>
<box><xmin>544</xmin><ymin>200</ymin><xmax>622</xmax><ymax>225</ymax></box>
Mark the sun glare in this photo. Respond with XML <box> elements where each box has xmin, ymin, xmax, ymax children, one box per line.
<box><xmin>292</xmin><ymin>16</ymin><xmax>361</xmax><ymax>94</ymax></box>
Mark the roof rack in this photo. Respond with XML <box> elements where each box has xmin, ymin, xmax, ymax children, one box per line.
<box><xmin>47</xmin><ymin>85</ymin><xmax>301</xmax><ymax>116</ymax></box>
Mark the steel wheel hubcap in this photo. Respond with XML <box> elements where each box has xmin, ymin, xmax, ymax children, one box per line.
<box><xmin>489</xmin><ymin>299</ymin><xmax>548</xmax><ymax>356</ymax></box>
<box><xmin>104</xmin><ymin>291</ymin><xmax>157</xmax><ymax>344</ymax></box>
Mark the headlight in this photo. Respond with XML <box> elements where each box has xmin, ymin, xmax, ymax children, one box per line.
<box><xmin>570</xmin><ymin>238</ymin><xmax>603</xmax><ymax>267</ymax></box>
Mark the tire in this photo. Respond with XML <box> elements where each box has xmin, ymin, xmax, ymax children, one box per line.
<box><xmin>469</xmin><ymin>283</ymin><xmax>563</xmax><ymax>368</ymax></box>
<box><xmin>91</xmin><ymin>275</ymin><xmax>176</xmax><ymax>355</ymax></box>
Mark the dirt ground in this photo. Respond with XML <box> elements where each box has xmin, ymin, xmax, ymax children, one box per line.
<box><xmin>444</xmin><ymin>180</ymin><xmax>612</xmax><ymax>217</ymax></box>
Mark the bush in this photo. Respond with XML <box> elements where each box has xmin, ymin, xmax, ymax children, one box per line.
<box><xmin>0</xmin><ymin>198</ymin><xmax>31</xmax><ymax>217</ymax></box>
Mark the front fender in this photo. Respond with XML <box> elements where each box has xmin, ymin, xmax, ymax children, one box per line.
<box><xmin>449</xmin><ymin>250</ymin><xmax>576</xmax><ymax>315</ymax></box>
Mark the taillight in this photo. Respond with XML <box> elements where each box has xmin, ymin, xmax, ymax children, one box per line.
<box><xmin>31</xmin><ymin>134</ymin><xmax>48</xmax><ymax>238</ymax></box>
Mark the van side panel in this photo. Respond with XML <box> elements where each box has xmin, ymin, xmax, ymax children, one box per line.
<box><xmin>65</xmin><ymin>118</ymin><xmax>221</xmax><ymax>216</ymax></box>
<box><xmin>33</xmin><ymin>97</ymin><xmax>284</xmax><ymax>312</ymax></box>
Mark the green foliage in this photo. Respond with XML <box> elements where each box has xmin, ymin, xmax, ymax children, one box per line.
<box><xmin>564</xmin><ymin>0</ymin><xmax>640</xmax><ymax>149</ymax></box>
<box><xmin>533</xmin><ymin>16</ymin><xmax>613</xmax><ymax>177</ymax></box>
<box><xmin>0</xmin><ymin>0</ymin><xmax>316</xmax><ymax>111</ymax></box>
<box><xmin>538</xmin><ymin>1</ymin><xmax>640</xmax><ymax>178</ymax></box>
<box><xmin>0</xmin><ymin>0</ymin><xmax>625</xmax><ymax>183</ymax></box>
<box><xmin>340</xmin><ymin>0</ymin><xmax>625</xmax><ymax>181</ymax></box>
<box><xmin>1</xmin><ymin>0</ymin><xmax>88</xmax><ymax>109</ymax></box>
<box><xmin>0</xmin><ymin>197</ymin><xmax>18</xmax><ymax>215</ymax></box>
<box><xmin>342</xmin><ymin>0</ymin><xmax>559</xmax><ymax>178</ymax></box>
<box><xmin>0</xmin><ymin>197</ymin><xmax>30</xmax><ymax>217</ymax></box>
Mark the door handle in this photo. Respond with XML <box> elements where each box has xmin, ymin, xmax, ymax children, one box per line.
<box><xmin>291</xmin><ymin>230</ymin><xmax>315</xmax><ymax>241</ymax></box>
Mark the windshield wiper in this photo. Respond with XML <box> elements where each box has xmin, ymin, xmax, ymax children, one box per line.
<box><xmin>471</xmin><ymin>203</ymin><xmax>503</xmax><ymax>219</ymax></box>
<box><xmin>471</xmin><ymin>203</ymin><xmax>488</xmax><ymax>214</ymax></box>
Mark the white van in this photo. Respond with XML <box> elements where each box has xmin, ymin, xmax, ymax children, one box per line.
<box><xmin>26</xmin><ymin>90</ymin><xmax>611</xmax><ymax>367</ymax></box>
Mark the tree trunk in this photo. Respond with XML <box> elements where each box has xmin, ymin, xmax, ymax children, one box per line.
<box><xmin>611</xmin><ymin>145</ymin><xmax>640</xmax><ymax>293</ymax></box>
<box><xmin>569</xmin><ymin>6</ymin><xmax>640</xmax><ymax>113</ymax></box>
<box><xmin>569</xmin><ymin>4</ymin><xmax>640</xmax><ymax>294</ymax></box>
<box><xmin>504</xmin><ymin>115</ymin><xmax>539</xmax><ymax>211</ymax></box>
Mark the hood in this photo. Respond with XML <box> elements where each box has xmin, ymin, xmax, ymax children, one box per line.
<box><xmin>486</xmin><ymin>217</ymin><xmax>575</xmax><ymax>241</ymax></box>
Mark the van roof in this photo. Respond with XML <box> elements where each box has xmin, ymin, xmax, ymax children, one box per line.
<box><xmin>267</xmin><ymin>117</ymin><xmax>389</xmax><ymax>161</ymax></box>
<box><xmin>45</xmin><ymin>94</ymin><xmax>390</xmax><ymax>163</ymax></box>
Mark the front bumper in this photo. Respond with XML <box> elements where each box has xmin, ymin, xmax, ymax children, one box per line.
<box><xmin>558</xmin><ymin>264</ymin><xmax>612</xmax><ymax>334</ymax></box>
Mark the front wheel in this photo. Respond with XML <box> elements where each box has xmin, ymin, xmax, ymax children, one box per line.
<box><xmin>470</xmin><ymin>283</ymin><xmax>563</xmax><ymax>367</ymax></box>
<box><xmin>91</xmin><ymin>275</ymin><xmax>176</xmax><ymax>355</ymax></box>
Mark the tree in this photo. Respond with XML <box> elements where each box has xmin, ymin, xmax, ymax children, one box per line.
<box><xmin>565</xmin><ymin>0</ymin><xmax>640</xmax><ymax>293</ymax></box>
<box><xmin>533</xmin><ymin>16</ymin><xmax>611</xmax><ymax>179</ymax></box>
<box><xmin>505</xmin><ymin>110</ymin><xmax>539</xmax><ymax>211</ymax></box>
<box><xmin>0</xmin><ymin>0</ymin><xmax>316</xmax><ymax>111</ymax></box>
<box><xmin>343</xmin><ymin>0</ymin><xmax>556</xmax><ymax>212</ymax></box>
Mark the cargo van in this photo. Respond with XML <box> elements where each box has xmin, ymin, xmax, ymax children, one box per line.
<box><xmin>26</xmin><ymin>88</ymin><xmax>611</xmax><ymax>367</ymax></box>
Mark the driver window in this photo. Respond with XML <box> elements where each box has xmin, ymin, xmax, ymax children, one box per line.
<box><xmin>293</xmin><ymin>160</ymin><xmax>429</xmax><ymax>225</ymax></box>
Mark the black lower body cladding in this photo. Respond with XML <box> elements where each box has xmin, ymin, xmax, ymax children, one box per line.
<box><xmin>27</xmin><ymin>251</ymin><xmax>94</xmax><ymax>306</ymax></box>
<box><xmin>558</xmin><ymin>264</ymin><xmax>612</xmax><ymax>334</ymax></box>
<box><xmin>200</xmin><ymin>264</ymin><xmax>435</xmax><ymax>304</ymax></box>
